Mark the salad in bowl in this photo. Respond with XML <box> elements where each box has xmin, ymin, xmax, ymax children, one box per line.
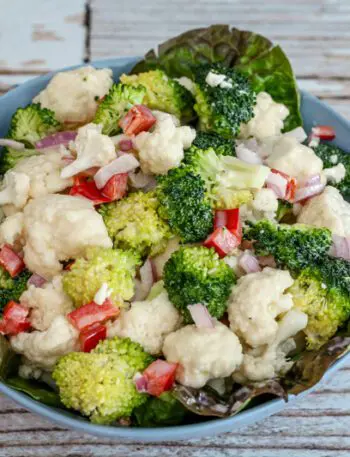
<box><xmin>0</xmin><ymin>25</ymin><xmax>350</xmax><ymax>431</ymax></box>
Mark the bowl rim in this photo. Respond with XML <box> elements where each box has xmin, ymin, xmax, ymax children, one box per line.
<box><xmin>1</xmin><ymin>57</ymin><xmax>350</xmax><ymax>441</ymax></box>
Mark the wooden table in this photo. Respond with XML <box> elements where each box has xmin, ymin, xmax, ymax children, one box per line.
<box><xmin>1</xmin><ymin>1</ymin><xmax>350</xmax><ymax>455</ymax></box>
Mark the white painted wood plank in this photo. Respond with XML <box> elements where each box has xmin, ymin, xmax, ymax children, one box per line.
<box><xmin>0</xmin><ymin>0</ymin><xmax>86</xmax><ymax>90</ymax></box>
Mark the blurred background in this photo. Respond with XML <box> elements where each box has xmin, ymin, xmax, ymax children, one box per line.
<box><xmin>0</xmin><ymin>0</ymin><xmax>349</xmax><ymax>120</ymax></box>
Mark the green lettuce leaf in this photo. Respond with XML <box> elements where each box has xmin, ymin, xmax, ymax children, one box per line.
<box><xmin>173</xmin><ymin>380</ymin><xmax>286</xmax><ymax>418</ymax></box>
<box><xmin>5</xmin><ymin>376</ymin><xmax>62</xmax><ymax>408</ymax></box>
<box><xmin>131</xmin><ymin>24</ymin><xmax>301</xmax><ymax>131</ymax></box>
<box><xmin>0</xmin><ymin>335</ymin><xmax>19</xmax><ymax>380</ymax></box>
<box><xmin>237</xmin><ymin>46</ymin><xmax>302</xmax><ymax>131</ymax></box>
<box><xmin>283</xmin><ymin>332</ymin><xmax>350</xmax><ymax>395</ymax></box>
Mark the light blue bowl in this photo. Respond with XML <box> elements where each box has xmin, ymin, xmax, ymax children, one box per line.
<box><xmin>0</xmin><ymin>57</ymin><xmax>350</xmax><ymax>442</ymax></box>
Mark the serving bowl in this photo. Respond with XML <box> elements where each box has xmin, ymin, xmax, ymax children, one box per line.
<box><xmin>0</xmin><ymin>57</ymin><xmax>350</xmax><ymax>441</ymax></box>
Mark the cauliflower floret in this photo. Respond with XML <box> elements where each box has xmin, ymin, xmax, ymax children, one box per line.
<box><xmin>18</xmin><ymin>362</ymin><xmax>43</xmax><ymax>380</ymax></box>
<box><xmin>266</xmin><ymin>137</ymin><xmax>323</xmax><ymax>182</ymax></box>
<box><xmin>163</xmin><ymin>321</ymin><xmax>243</xmax><ymax>388</ymax></box>
<box><xmin>0</xmin><ymin>171</ymin><xmax>30</xmax><ymax>209</ymax></box>
<box><xmin>323</xmin><ymin>163</ymin><xmax>346</xmax><ymax>185</ymax></box>
<box><xmin>0</xmin><ymin>212</ymin><xmax>24</xmax><ymax>247</ymax></box>
<box><xmin>228</xmin><ymin>267</ymin><xmax>294</xmax><ymax>347</ymax></box>
<box><xmin>23</xmin><ymin>194</ymin><xmax>112</xmax><ymax>279</ymax></box>
<box><xmin>107</xmin><ymin>291</ymin><xmax>181</xmax><ymax>355</ymax></box>
<box><xmin>240</xmin><ymin>188</ymin><xmax>278</xmax><ymax>224</ymax></box>
<box><xmin>239</xmin><ymin>92</ymin><xmax>289</xmax><ymax>141</ymax></box>
<box><xmin>235</xmin><ymin>308</ymin><xmax>308</xmax><ymax>382</ymax></box>
<box><xmin>298</xmin><ymin>186</ymin><xmax>350</xmax><ymax>237</ymax></box>
<box><xmin>61</xmin><ymin>123</ymin><xmax>116</xmax><ymax>178</ymax></box>
<box><xmin>252</xmin><ymin>188</ymin><xmax>278</xmax><ymax>213</ymax></box>
<box><xmin>0</xmin><ymin>152</ymin><xmax>73</xmax><ymax>210</ymax></box>
<box><xmin>10</xmin><ymin>316</ymin><xmax>79</xmax><ymax>371</ymax></box>
<box><xmin>134</xmin><ymin>111</ymin><xmax>196</xmax><ymax>175</ymax></box>
<box><xmin>20</xmin><ymin>275</ymin><xmax>74</xmax><ymax>331</ymax></box>
<box><xmin>33</xmin><ymin>66</ymin><xmax>113</xmax><ymax>124</ymax></box>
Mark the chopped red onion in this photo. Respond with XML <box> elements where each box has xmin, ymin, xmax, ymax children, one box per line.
<box><xmin>119</xmin><ymin>139</ymin><xmax>134</xmax><ymax>151</ymax></box>
<box><xmin>293</xmin><ymin>182</ymin><xmax>325</xmax><ymax>203</ymax></box>
<box><xmin>284</xmin><ymin>127</ymin><xmax>307</xmax><ymax>143</ymax></box>
<box><xmin>187</xmin><ymin>303</ymin><xmax>214</xmax><ymax>329</ymax></box>
<box><xmin>94</xmin><ymin>154</ymin><xmax>139</xmax><ymax>189</ymax></box>
<box><xmin>265</xmin><ymin>172</ymin><xmax>287</xmax><ymax>199</ymax></box>
<box><xmin>132</xmin><ymin>279</ymin><xmax>148</xmax><ymax>302</ymax></box>
<box><xmin>238</xmin><ymin>251</ymin><xmax>261</xmax><ymax>273</ymax></box>
<box><xmin>27</xmin><ymin>274</ymin><xmax>47</xmax><ymax>288</ymax></box>
<box><xmin>236</xmin><ymin>143</ymin><xmax>262</xmax><ymax>165</ymax></box>
<box><xmin>302</xmin><ymin>174</ymin><xmax>321</xmax><ymax>187</ymax></box>
<box><xmin>139</xmin><ymin>259</ymin><xmax>155</xmax><ymax>296</ymax></box>
<box><xmin>35</xmin><ymin>131</ymin><xmax>77</xmax><ymax>149</ymax></box>
<box><xmin>133</xmin><ymin>372</ymin><xmax>148</xmax><ymax>393</ymax></box>
<box><xmin>110</xmin><ymin>133</ymin><xmax>130</xmax><ymax>145</ymax></box>
<box><xmin>0</xmin><ymin>139</ymin><xmax>25</xmax><ymax>150</ymax></box>
<box><xmin>329</xmin><ymin>234</ymin><xmax>350</xmax><ymax>261</ymax></box>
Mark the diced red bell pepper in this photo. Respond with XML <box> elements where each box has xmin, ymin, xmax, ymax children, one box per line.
<box><xmin>67</xmin><ymin>298</ymin><xmax>120</xmax><ymax>331</ymax></box>
<box><xmin>3</xmin><ymin>301</ymin><xmax>29</xmax><ymax>322</ymax></box>
<box><xmin>204</xmin><ymin>227</ymin><xmax>241</xmax><ymax>258</ymax></box>
<box><xmin>119</xmin><ymin>105</ymin><xmax>156</xmax><ymax>136</ymax></box>
<box><xmin>270</xmin><ymin>169</ymin><xmax>297</xmax><ymax>202</ymax></box>
<box><xmin>214</xmin><ymin>209</ymin><xmax>242</xmax><ymax>238</ymax></box>
<box><xmin>70</xmin><ymin>178</ymin><xmax>111</xmax><ymax>205</ymax></box>
<box><xmin>79</xmin><ymin>323</ymin><xmax>107</xmax><ymax>352</ymax></box>
<box><xmin>0</xmin><ymin>245</ymin><xmax>25</xmax><ymax>278</ymax></box>
<box><xmin>143</xmin><ymin>360</ymin><xmax>178</xmax><ymax>397</ymax></box>
<box><xmin>101</xmin><ymin>173</ymin><xmax>128</xmax><ymax>201</ymax></box>
<box><xmin>311</xmin><ymin>125</ymin><xmax>336</xmax><ymax>141</ymax></box>
<box><xmin>0</xmin><ymin>301</ymin><xmax>31</xmax><ymax>335</ymax></box>
<box><xmin>70</xmin><ymin>174</ymin><xmax>128</xmax><ymax>205</ymax></box>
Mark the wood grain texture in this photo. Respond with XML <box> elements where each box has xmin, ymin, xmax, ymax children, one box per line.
<box><xmin>0</xmin><ymin>0</ymin><xmax>86</xmax><ymax>93</ymax></box>
<box><xmin>1</xmin><ymin>1</ymin><xmax>350</xmax><ymax>456</ymax></box>
<box><xmin>90</xmin><ymin>0</ymin><xmax>350</xmax><ymax>120</ymax></box>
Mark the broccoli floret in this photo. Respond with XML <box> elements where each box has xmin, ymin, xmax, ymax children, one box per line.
<box><xmin>62</xmin><ymin>247</ymin><xmax>140</xmax><ymax>307</ymax></box>
<box><xmin>53</xmin><ymin>337</ymin><xmax>153</xmax><ymax>424</ymax></box>
<box><xmin>0</xmin><ymin>268</ymin><xmax>31</xmax><ymax>313</ymax></box>
<box><xmin>0</xmin><ymin>147</ymin><xmax>39</xmax><ymax>175</ymax></box>
<box><xmin>186</xmin><ymin>147</ymin><xmax>268</xmax><ymax>209</ymax></box>
<box><xmin>93</xmin><ymin>83</ymin><xmax>146</xmax><ymax>135</ymax></box>
<box><xmin>244</xmin><ymin>219</ymin><xmax>333</xmax><ymax>271</ymax></box>
<box><xmin>133</xmin><ymin>391</ymin><xmax>187</xmax><ymax>427</ymax></box>
<box><xmin>191</xmin><ymin>131</ymin><xmax>236</xmax><ymax>157</ymax></box>
<box><xmin>193</xmin><ymin>63</ymin><xmax>256</xmax><ymax>138</ymax></box>
<box><xmin>156</xmin><ymin>167</ymin><xmax>213</xmax><ymax>243</ymax></box>
<box><xmin>163</xmin><ymin>246</ymin><xmax>235</xmax><ymax>323</ymax></box>
<box><xmin>316</xmin><ymin>255</ymin><xmax>350</xmax><ymax>297</ymax></box>
<box><xmin>289</xmin><ymin>267</ymin><xmax>350</xmax><ymax>349</ymax></box>
<box><xmin>120</xmin><ymin>70</ymin><xmax>194</xmax><ymax>123</ymax></box>
<box><xmin>7</xmin><ymin>103</ymin><xmax>60</xmax><ymax>148</ymax></box>
<box><xmin>99</xmin><ymin>191</ymin><xmax>172</xmax><ymax>257</ymax></box>
<box><xmin>312</xmin><ymin>143</ymin><xmax>350</xmax><ymax>199</ymax></box>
